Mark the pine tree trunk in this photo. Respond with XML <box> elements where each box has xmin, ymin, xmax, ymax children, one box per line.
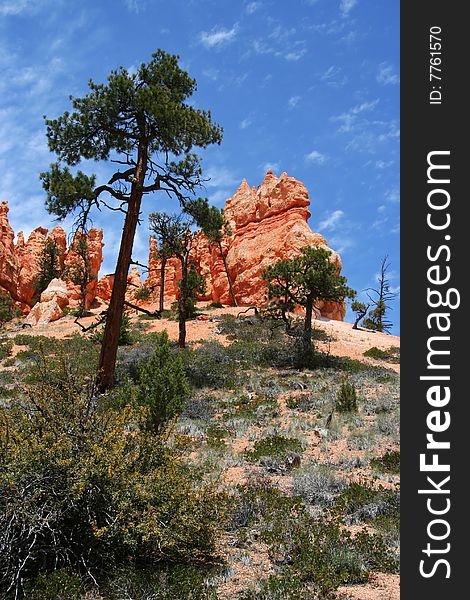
<box><xmin>97</xmin><ymin>140</ymin><xmax>147</xmax><ymax>391</ymax></box>
<box><xmin>218</xmin><ymin>241</ymin><xmax>237</xmax><ymax>306</ymax></box>
<box><xmin>178</xmin><ymin>258</ymin><xmax>188</xmax><ymax>348</ymax></box>
<box><xmin>302</xmin><ymin>298</ymin><xmax>314</xmax><ymax>357</ymax></box>
<box><xmin>159</xmin><ymin>257</ymin><xmax>166</xmax><ymax>313</ymax></box>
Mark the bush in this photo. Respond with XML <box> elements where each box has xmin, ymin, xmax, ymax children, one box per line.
<box><xmin>244</xmin><ymin>435</ymin><xmax>303</xmax><ymax>464</ymax></box>
<box><xmin>182</xmin><ymin>341</ymin><xmax>239</xmax><ymax>389</ymax></box>
<box><xmin>91</xmin><ymin>312</ymin><xmax>134</xmax><ymax>346</ymax></box>
<box><xmin>363</xmin><ymin>346</ymin><xmax>400</xmax><ymax>363</ymax></box>
<box><xmin>0</xmin><ymin>355</ymin><xmax>225</xmax><ymax>598</ymax></box>
<box><xmin>0</xmin><ymin>339</ymin><xmax>13</xmax><ymax>360</ymax></box>
<box><xmin>0</xmin><ymin>290</ymin><xmax>21</xmax><ymax>326</ymax></box>
<box><xmin>293</xmin><ymin>465</ymin><xmax>347</xmax><ymax>507</ymax></box>
<box><xmin>103</xmin><ymin>564</ymin><xmax>218</xmax><ymax>599</ymax></box>
<box><xmin>23</xmin><ymin>570</ymin><xmax>82</xmax><ymax>600</ymax></box>
<box><xmin>134</xmin><ymin>286</ymin><xmax>151</xmax><ymax>301</ymax></box>
<box><xmin>335</xmin><ymin>381</ymin><xmax>358</xmax><ymax>413</ymax></box>
<box><xmin>335</xmin><ymin>482</ymin><xmax>400</xmax><ymax>525</ymax></box>
<box><xmin>370</xmin><ymin>450</ymin><xmax>400</xmax><ymax>474</ymax></box>
<box><xmin>234</xmin><ymin>484</ymin><xmax>398</xmax><ymax>598</ymax></box>
<box><xmin>135</xmin><ymin>331</ymin><xmax>190</xmax><ymax>433</ymax></box>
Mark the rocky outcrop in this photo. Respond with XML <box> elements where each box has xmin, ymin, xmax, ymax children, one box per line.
<box><xmin>0</xmin><ymin>202</ymin><xmax>17</xmax><ymax>301</ymax></box>
<box><xmin>2</xmin><ymin>171</ymin><xmax>345</xmax><ymax>323</ymax></box>
<box><xmin>64</xmin><ymin>229</ymin><xmax>104</xmax><ymax>310</ymax></box>
<box><xmin>0</xmin><ymin>201</ymin><xmax>103</xmax><ymax>311</ymax></box>
<box><xmin>24</xmin><ymin>278</ymin><xmax>69</xmax><ymax>326</ymax></box>
<box><xmin>144</xmin><ymin>171</ymin><xmax>345</xmax><ymax>320</ymax></box>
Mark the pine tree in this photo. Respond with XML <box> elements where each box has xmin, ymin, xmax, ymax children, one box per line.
<box><xmin>40</xmin><ymin>50</ymin><xmax>222</xmax><ymax>390</ymax></box>
<box><xmin>34</xmin><ymin>239</ymin><xmax>62</xmax><ymax>299</ymax></box>
<box><xmin>263</xmin><ymin>247</ymin><xmax>355</xmax><ymax>360</ymax></box>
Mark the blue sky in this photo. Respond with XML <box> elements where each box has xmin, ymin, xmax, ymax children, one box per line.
<box><xmin>0</xmin><ymin>0</ymin><xmax>400</xmax><ymax>332</ymax></box>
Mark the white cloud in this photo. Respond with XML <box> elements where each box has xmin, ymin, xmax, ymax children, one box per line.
<box><xmin>285</xmin><ymin>48</ymin><xmax>307</xmax><ymax>61</ymax></box>
<box><xmin>262</xmin><ymin>161</ymin><xmax>281</xmax><ymax>174</ymax></box>
<box><xmin>321</xmin><ymin>65</ymin><xmax>339</xmax><ymax>80</ymax></box>
<box><xmin>288</xmin><ymin>95</ymin><xmax>301</xmax><ymax>109</ymax></box>
<box><xmin>386</xmin><ymin>188</ymin><xmax>400</xmax><ymax>203</ymax></box>
<box><xmin>340</xmin><ymin>0</ymin><xmax>357</xmax><ymax>17</ymax></box>
<box><xmin>377</xmin><ymin>62</ymin><xmax>399</xmax><ymax>85</ymax></box>
<box><xmin>123</xmin><ymin>0</ymin><xmax>145</xmax><ymax>13</ymax></box>
<box><xmin>239</xmin><ymin>118</ymin><xmax>252</xmax><ymax>129</ymax></box>
<box><xmin>0</xmin><ymin>0</ymin><xmax>33</xmax><ymax>15</ymax></box>
<box><xmin>205</xmin><ymin>165</ymin><xmax>239</xmax><ymax>190</ymax></box>
<box><xmin>200</xmin><ymin>26</ymin><xmax>238</xmax><ymax>49</ymax></box>
<box><xmin>245</xmin><ymin>1</ymin><xmax>261</xmax><ymax>14</ymax></box>
<box><xmin>332</xmin><ymin>99</ymin><xmax>379</xmax><ymax>133</ymax></box>
<box><xmin>305</xmin><ymin>150</ymin><xmax>327</xmax><ymax>165</ymax></box>
<box><xmin>202</xmin><ymin>68</ymin><xmax>219</xmax><ymax>81</ymax></box>
<box><xmin>318</xmin><ymin>209</ymin><xmax>344</xmax><ymax>231</ymax></box>
<box><xmin>374</xmin><ymin>159</ymin><xmax>393</xmax><ymax>169</ymax></box>
<box><xmin>328</xmin><ymin>234</ymin><xmax>355</xmax><ymax>254</ymax></box>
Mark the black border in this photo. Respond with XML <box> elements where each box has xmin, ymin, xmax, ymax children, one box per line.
<box><xmin>401</xmin><ymin>2</ymin><xmax>467</xmax><ymax>596</ymax></box>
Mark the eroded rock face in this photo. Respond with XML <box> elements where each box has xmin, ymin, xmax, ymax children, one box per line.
<box><xmin>0</xmin><ymin>202</ymin><xmax>17</xmax><ymax>300</ymax></box>
<box><xmin>65</xmin><ymin>229</ymin><xmax>104</xmax><ymax>310</ymax></box>
<box><xmin>24</xmin><ymin>278</ymin><xmax>69</xmax><ymax>326</ymax></box>
<box><xmin>143</xmin><ymin>171</ymin><xmax>345</xmax><ymax>320</ymax></box>
<box><xmin>0</xmin><ymin>201</ymin><xmax>103</xmax><ymax>311</ymax></box>
<box><xmin>24</xmin><ymin>299</ymin><xmax>65</xmax><ymax>327</ymax></box>
<box><xmin>2</xmin><ymin>171</ymin><xmax>346</xmax><ymax>323</ymax></box>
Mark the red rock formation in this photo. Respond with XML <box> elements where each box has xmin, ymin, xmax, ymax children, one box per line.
<box><xmin>64</xmin><ymin>229</ymin><xmax>104</xmax><ymax>309</ymax></box>
<box><xmin>143</xmin><ymin>171</ymin><xmax>345</xmax><ymax>320</ymax></box>
<box><xmin>0</xmin><ymin>201</ymin><xmax>103</xmax><ymax>311</ymax></box>
<box><xmin>24</xmin><ymin>278</ymin><xmax>69</xmax><ymax>327</ymax></box>
<box><xmin>2</xmin><ymin>170</ymin><xmax>346</xmax><ymax>323</ymax></box>
<box><xmin>0</xmin><ymin>202</ymin><xmax>17</xmax><ymax>300</ymax></box>
<box><xmin>222</xmin><ymin>171</ymin><xmax>344</xmax><ymax>318</ymax></box>
<box><xmin>96</xmin><ymin>268</ymin><xmax>144</xmax><ymax>305</ymax></box>
<box><xmin>96</xmin><ymin>274</ymin><xmax>114</xmax><ymax>302</ymax></box>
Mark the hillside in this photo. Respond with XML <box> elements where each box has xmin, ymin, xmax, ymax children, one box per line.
<box><xmin>1</xmin><ymin>305</ymin><xmax>399</xmax><ymax>599</ymax></box>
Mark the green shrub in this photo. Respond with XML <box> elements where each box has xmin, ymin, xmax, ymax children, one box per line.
<box><xmin>104</xmin><ymin>564</ymin><xmax>218</xmax><ymax>599</ymax></box>
<box><xmin>23</xmin><ymin>570</ymin><xmax>82</xmax><ymax>600</ymax></box>
<box><xmin>335</xmin><ymin>381</ymin><xmax>358</xmax><ymax>413</ymax></box>
<box><xmin>335</xmin><ymin>482</ymin><xmax>400</xmax><ymax>527</ymax></box>
<box><xmin>134</xmin><ymin>286</ymin><xmax>151</xmax><ymax>301</ymax></box>
<box><xmin>244</xmin><ymin>435</ymin><xmax>303</xmax><ymax>463</ymax></box>
<box><xmin>206</xmin><ymin>423</ymin><xmax>231</xmax><ymax>450</ymax></box>
<box><xmin>234</xmin><ymin>484</ymin><xmax>398</xmax><ymax>598</ymax></box>
<box><xmin>182</xmin><ymin>341</ymin><xmax>239</xmax><ymax>389</ymax></box>
<box><xmin>0</xmin><ymin>290</ymin><xmax>21</xmax><ymax>326</ymax></box>
<box><xmin>136</xmin><ymin>331</ymin><xmax>190</xmax><ymax>433</ymax></box>
<box><xmin>209</xmin><ymin>301</ymin><xmax>223</xmax><ymax>309</ymax></box>
<box><xmin>363</xmin><ymin>346</ymin><xmax>400</xmax><ymax>363</ymax></box>
<box><xmin>91</xmin><ymin>312</ymin><xmax>134</xmax><ymax>346</ymax></box>
<box><xmin>0</xmin><ymin>355</ymin><xmax>225</xmax><ymax>598</ymax></box>
<box><xmin>293</xmin><ymin>465</ymin><xmax>347</xmax><ymax>506</ymax></box>
<box><xmin>0</xmin><ymin>339</ymin><xmax>13</xmax><ymax>360</ymax></box>
<box><xmin>370</xmin><ymin>450</ymin><xmax>400</xmax><ymax>474</ymax></box>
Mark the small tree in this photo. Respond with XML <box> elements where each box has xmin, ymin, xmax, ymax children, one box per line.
<box><xmin>149</xmin><ymin>211</ymin><xmax>202</xmax><ymax>348</ymax></box>
<box><xmin>40</xmin><ymin>49</ymin><xmax>222</xmax><ymax>390</ymax></box>
<box><xmin>148</xmin><ymin>213</ymin><xmax>180</xmax><ymax>313</ymax></box>
<box><xmin>351</xmin><ymin>300</ymin><xmax>370</xmax><ymax>330</ymax></box>
<box><xmin>185</xmin><ymin>198</ymin><xmax>237</xmax><ymax>305</ymax></box>
<box><xmin>136</xmin><ymin>331</ymin><xmax>190</xmax><ymax>434</ymax></box>
<box><xmin>263</xmin><ymin>247</ymin><xmax>356</xmax><ymax>360</ymax></box>
<box><xmin>0</xmin><ymin>290</ymin><xmax>19</xmax><ymax>326</ymax></box>
<box><xmin>66</xmin><ymin>236</ymin><xmax>92</xmax><ymax>317</ymax></box>
<box><xmin>180</xmin><ymin>263</ymin><xmax>206</xmax><ymax>319</ymax></box>
<box><xmin>362</xmin><ymin>256</ymin><xmax>397</xmax><ymax>333</ymax></box>
<box><xmin>34</xmin><ymin>239</ymin><xmax>63</xmax><ymax>299</ymax></box>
